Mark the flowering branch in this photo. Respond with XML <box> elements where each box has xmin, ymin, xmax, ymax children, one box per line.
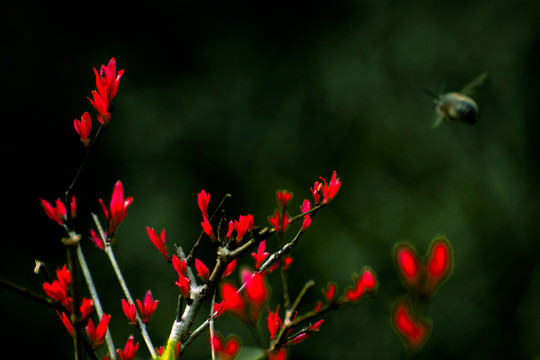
<box><xmin>92</xmin><ymin>213</ymin><xmax>158</xmax><ymax>359</ymax></box>
<box><xmin>77</xmin><ymin>245</ymin><xmax>116</xmax><ymax>359</ymax></box>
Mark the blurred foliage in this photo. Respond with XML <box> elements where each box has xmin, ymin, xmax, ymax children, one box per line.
<box><xmin>2</xmin><ymin>0</ymin><xmax>540</xmax><ymax>359</ymax></box>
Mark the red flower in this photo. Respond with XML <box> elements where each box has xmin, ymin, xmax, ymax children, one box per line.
<box><xmin>43</xmin><ymin>265</ymin><xmax>72</xmax><ymax>311</ymax></box>
<box><xmin>266</xmin><ymin>305</ymin><xmax>282</xmax><ymax>339</ymax></box>
<box><xmin>116</xmin><ymin>335</ymin><xmax>139</xmax><ymax>360</ymax></box>
<box><xmin>210</xmin><ymin>333</ymin><xmax>241</xmax><ymax>360</ymax></box>
<box><xmin>287</xmin><ymin>332</ymin><xmax>309</xmax><ymax>345</ymax></box>
<box><xmin>243</xmin><ymin>269</ymin><xmax>269</xmax><ymax>305</ymax></box>
<box><xmin>195</xmin><ymin>259</ymin><xmax>210</xmax><ymax>283</ymax></box>
<box><xmin>320</xmin><ymin>171</ymin><xmax>341</xmax><ymax>204</ymax></box>
<box><xmin>220</xmin><ymin>282</ymin><xmax>245</xmax><ymax>316</ymax></box>
<box><xmin>172</xmin><ymin>255</ymin><xmax>187</xmax><ymax>277</ymax></box>
<box><xmin>309</xmin><ymin>319</ymin><xmax>324</xmax><ymax>332</ymax></box>
<box><xmin>201</xmin><ymin>217</ymin><xmax>217</xmax><ymax>242</ymax></box>
<box><xmin>268</xmin><ymin>210</ymin><xmax>289</xmax><ymax>234</ymax></box>
<box><xmin>197</xmin><ymin>190</ymin><xmax>210</xmax><ymax>219</ymax></box>
<box><xmin>175</xmin><ymin>273</ymin><xmax>191</xmax><ymax>299</ymax></box>
<box><xmin>391</xmin><ymin>299</ymin><xmax>431</xmax><ymax>353</ymax></box>
<box><xmin>251</xmin><ymin>241</ymin><xmax>269</xmax><ymax>269</ymax></box>
<box><xmin>226</xmin><ymin>220</ymin><xmax>234</xmax><ymax>238</ymax></box>
<box><xmin>146</xmin><ymin>227</ymin><xmax>170</xmax><ymax>260</ymax></box>
<box><xmin>99</xmin><ymin>180</ymin><xmax>133</xmax><ymax>241</ymax></box>
<box><xmin>221</xmin><ymin>259</ymin><xmax>237</xmax><ymax>280</ymax></box>
<box><xmin>234</xmin><ymin>214</ymin><xmax>253</xmax><ymax>244</ymax></box>
<box><xmin>88</xmin><ymin>90</ymin><xmax>112</xmax><ymax>125</ymax></box>
<box><xmin>121</xmin><ymin>299</ymin><xmax>137</xmax><ymax>325</ymax></box>
<box><xmin>213</xmin><ymin>300</ymin><xmax>227</xmax><ymax>318</ymax></box>
<box><xmin>324</xmin><ymin>282</ymin><xmax>337</xmax><ymax>303</ymax></box>
<box><xmin>56</xmin><ymin>264</ymin><xmax>71</xmax><ymax>290</ymax></box>
<box><xmin>393</xmin><ymin>238</ymin><xmax>453</xmax><ymax>298</ymax></box>
<box><xmin>57</xmin><ymin>311</ymin><xmax>73</xmax><ymax>336</ymax></box>
<box><xmin>310</xmin><ymin>180</ymin><xmax>323</xmax><ymax>205</ymax></box>
<box><xmin>300</xmin><ymin>199</ymin><xmax>312</xmax><ymax>231</ymax></box>
<box><xmin>94</xmin><ymin>57</ymin><xmax>124</xmax><ymax>103</ymax></box>
<box><xmin>90</xmin><ymin>229</ymin><xmax>105</xmax><ymax>250</ymax></box>
<box><xmin>40</xmin><ymin>197</ymin><xmax>70</xmax><ymax>226</ymax></box>
<box><xmin>80</xmin><ymin>298</ymin><xmax>94</xmax><ymax>319</ymax></box>
<box><xmin>344</xmin><ymin>268</ymin><xmax>378</xmax><ymax>303</ymax></box>
<box><xmin>74</xmin><ymin>112</ymin><xmax>92</xmax><ymax>147</ymax></box>
<box><xmin>276</xmin><ymin>190</ymin><xmax>293</xmax><ymax>209</ymax></box>
<box><xmin>86</xmin><ymin>313</ymin><xmax>111</xmax><ymax>349</ymax></box>
<box><xmin>136</xmin><ymin>290</ymin><xmax>159</xmax><ymax>324</ymax></box>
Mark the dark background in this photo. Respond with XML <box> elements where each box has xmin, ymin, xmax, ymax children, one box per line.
<box><xmin>2</xmin><ymin>0</ymin><xmax>540</xmax><ymax>359</ymax></box>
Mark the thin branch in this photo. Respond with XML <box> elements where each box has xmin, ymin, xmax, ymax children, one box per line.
<box><xmin>78</xmin><ymin>245</ymin><xmax>116</xmax><ymax>360</ymax></box>
<box><xmin>93</xmin><ymin>213</ymin><xmax>158</xmax><ymax>359</ymax></box>
<box><xmin>185</xmin><ymin>193</ymin><xmax>231</xmax><ymax>267</ymax></box>
<box><xmin>0</xmin><ymin>277</ymin><xmax>62</xmax><ymax>309</ymax></box>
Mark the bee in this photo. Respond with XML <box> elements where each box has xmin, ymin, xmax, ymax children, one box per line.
<box><xmin>426</xmin><ymin>72</ymin><xmax>488</xmax><ymax>127</ymax></box>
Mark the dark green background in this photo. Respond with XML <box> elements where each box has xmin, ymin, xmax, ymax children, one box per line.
<box><xmin>2</xmin><ymin>0</ymin><xmax>540</xmax><ymax>359</ymax></box>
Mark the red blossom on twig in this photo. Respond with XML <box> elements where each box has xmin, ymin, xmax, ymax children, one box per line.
<box><xmin>266</xmin><ymin>305</ymin><xmax>282</xmax><ymax>339</ymax></box>
<box><xmin>57</xmin><ymin>311</ymin><xmax>73</xmax><ymax>336</ymax></box>
<box><xmin>94</xmin><ymin>57</ymin><xmax>124</xmax><ymax>104</ymax></box>
<box><xmin>116</xmin><ymin>335</ymin><xmax>139</xmax><ymax>360</ymax></box>
<box><xmin>268</xmin><ymin>210</ymin><xmax>289</xmax><ymax>234</ymax></box>
<box><xmin>300</xmin><ymin>199</ymin><xmax>312</xmax><ymax>231</ymax></box>
<box><xmin>121</xmin><ymin>299</ymin><xmax>137</xmax><ymax>325</ymax></box>
<box><xmin>146</xmin><ymin>227</ymin><xmax>170</xmax><ymax>260</ymax></box>
<box><xmin>276</xmin><ymin>190</ymin><xmax>293</xmax><ymax>209</ymax></box>
<box><xmin>175</xmin><ymin>273</ymin><xmax>191</xmax><ymax>299</ymax></box>
<box><xmin>80</xmin><ymin>298</ymin><xmax>94</xmax><ymax>319</ymax></box>
<box><xmin>195</xmin><ymin>259</ymin><xmax>210</xmax><ymax>283</ymax></box>
<box><xmin>89</xmin><ymin>229</ymin><xmax>105</xmax><ymax>250</ymax></box>
<box><xmin>43</xmin><ymin>265</ymin><xmax>72</xmax><ymax>311</ymax></box>
<box><xmin>320</xmin><ymin>170</ymin><xmax>341</xmax><ymax>204</ymax></box>
<box><xmin>74</xmin><ymin>112</ymin><xmax>92</xmax><ymax>147</ymax></box>
<box><xmin>234</xmin><ymin>214</ymin><xmax>254</xmax><ymax>244</ymax></box>
<box><xmin>251</xmin><ymin>240</ymin><xmax>269</xmax><ymax>269</ymax></box>
<box><xmin>172</xmin><ymin>255</ymin><xmax>187</xmax><ymax>276</ymax></box>
<box><xmin>201</xmin><ymin>217</ymin><xmax>217</xmax><ymax>242</ymax></box>
<box><xmin>222</xmin><ymin>259</ymin><xmax>237</xmax><ymax>280</ymax></box>
<box><xmin>197</xmin><ymin>190</ymin><xmax>210</xmax><ymax>219</ymax></box>
<box><xmin>99</xmin><ymin>180</ymin><xmax>133</xmax><ymax>241</ymax></box>
<box><xmin>136</xmin><ymin>290</ymin><xmax>159</xmax><ymax>324</ymax></box>
<box><xmin>40</xmin><ymin>197</ymin><xmax>76</xmax><ymax>226</ymax></box>
<box><xmin>86</xmin><ymin>313</ymin><xmax>111</xmax><ymax>349</ymax></box>
<box><xmin>88</xmin><ymin>90</ymin><xmax>112</xmax><ymax>125</ymax></box>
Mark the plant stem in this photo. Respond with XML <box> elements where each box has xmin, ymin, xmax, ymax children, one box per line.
<box><xmin>92</xmin><ymin>213</ymin><xmax>158</xmax><ymax>359</ymax></box>
<box><xmin>185</xmin><ymin>193</ymin><xmax>231</xmax><ymax>267</ymax></box>
<box><xmin>65</xmin><ymin>233</ymin><xmax>84</xmax><ymax>360</ymax></box>
<box><xmin>78</xmin><ymin>245</ymin><xmax>116</xmax><ymax>360</ymax></box>
<box><xmin>105</xmin><ymin>245</ymin><xmax>158</xmax><ymax>359</ymax></box>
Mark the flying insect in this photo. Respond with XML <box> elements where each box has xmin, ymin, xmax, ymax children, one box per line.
<box><xmin>426</xmin><ymin>72</ymin><xmax>488</xmax><ymax>127</ymax></box>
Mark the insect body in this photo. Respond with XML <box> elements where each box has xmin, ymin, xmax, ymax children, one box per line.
<box><xmin>427</xmin><ymin>72</ymin><xmax>487</xmax><ymax>127</ymax></box>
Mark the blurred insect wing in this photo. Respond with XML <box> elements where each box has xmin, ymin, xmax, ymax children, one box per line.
<box><xmin>460</xmin><ymin>72</ymin><xmax>488</xmax><ymax>96</ymax></box>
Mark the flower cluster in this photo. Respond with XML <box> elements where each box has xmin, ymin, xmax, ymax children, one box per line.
<box><xmin>74</xmin><ymin>58</ymin><xmax>124</xmax><ymax>147</ymax></box>
<box><xmin>36</xmin><ymin>61</ymin><xmax>379</xmax><ymax>360</ymax></box>
<box><xmin>121</xmin><ymin>290</ymin><xmax>159</xmax><ymax>325</ymax></box>
<box><xmin>40</xmin><ymin>196</ymin><xmax>76</xmax><ymax>227</ymax></box>
<box><xmin>391</xmin><ymin>237</ymin><xmax>453</xmax><ymax>354</ymax></box>
<box><xmin>44</xmin><ymin>265</ymin><xmax>110</xmax><ymax>350</ymax></box>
